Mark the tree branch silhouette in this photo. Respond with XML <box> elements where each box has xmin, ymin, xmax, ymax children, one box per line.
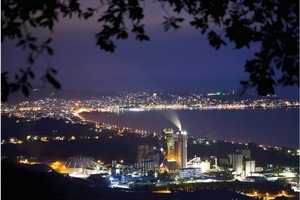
<box><xmin>2</xmin><ymin>0</ymin><xmax>299</xmax><ymax>102</ymax></box>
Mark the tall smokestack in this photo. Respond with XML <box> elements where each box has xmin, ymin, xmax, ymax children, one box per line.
<box><xmin>176</xmin><ymin>130</ymin><xmax>187</xmax><ymax>168</ymax></box>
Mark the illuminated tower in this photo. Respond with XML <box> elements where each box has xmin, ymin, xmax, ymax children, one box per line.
<box><xmin>245</xmin><ymin>160</ymin><xmax>255</xmax><ymax>177</ymax></box>
<box><xmin>175</xmin><ymin>130</ymin><xmax>187</xmax><ymax>168</ymax></box>
<box><xmin>233</xmin><ymin>153</ymin><xmax>243</xmax><ymax>176</ymax></box>
<box><xmin>162</xmin><ymin>128</ymin><xmax>176</xmax><ymax>161</ymax></box>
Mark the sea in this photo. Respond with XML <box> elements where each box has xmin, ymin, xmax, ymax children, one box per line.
<box><xmin>80</xmin><ymin>108</ymin><xmax>299</xmax><ymax>149</ymax></box>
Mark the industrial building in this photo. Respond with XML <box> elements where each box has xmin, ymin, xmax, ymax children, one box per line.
<box><xmin>136</xmin><ymin>145</ymin><xmax>161</xmax><ymax>175</ymax></box>
<box><xmin>162</xmin><ymin>128</ymin><xmax>187</xmax><ymax>170</ymax></box>
<box><xmin>230</xmin><ymin>149</ymin><xmax>256</xmax><ymax>179</ymax></box>
<box><xmin>52</xmin><ymin>155</ymin><xmax>109</xmax><ymax>178</ymax></box>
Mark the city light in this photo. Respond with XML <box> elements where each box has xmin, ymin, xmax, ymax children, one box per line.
<box><xmin>181</xmin><ymin>131</ymin><xmax>187</xmax><ymax>135</ymax></box>
<box><xmin>1</xmin><ymin>91</ymin><xmax>299</xmax><ymax>199</ymax></box>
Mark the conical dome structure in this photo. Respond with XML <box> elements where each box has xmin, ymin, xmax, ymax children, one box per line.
<box><xmin>62</xmin><ymin>155</ymin><xmax>101</xmax><ymax>169</ymax></box>
<box><xmin>55</xmin><ymin>155</ymin><xmax>108</xmax><ymax>178</ymax></box>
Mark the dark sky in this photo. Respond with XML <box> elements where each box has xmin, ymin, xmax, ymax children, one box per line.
<box><xmin>1</xmin><ymin>2</ymin><xmax>299</xmax><ymax>99</ymax></box>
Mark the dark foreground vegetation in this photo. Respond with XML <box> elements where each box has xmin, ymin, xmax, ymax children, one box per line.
<box><xmin>3</xmin><ymin>160</ymin><xmax>298</xmax><ymax>200</ymax></box>
<box><xmin>1</xmin><ymin>160</ymin><xmax>260</xmax><ymax>200</ymax></box>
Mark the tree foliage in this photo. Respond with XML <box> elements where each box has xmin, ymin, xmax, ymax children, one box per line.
<box><xmin>1</xmin><ymin>0</ymin><xmax>299</xmax><ymax>102</ymax></box>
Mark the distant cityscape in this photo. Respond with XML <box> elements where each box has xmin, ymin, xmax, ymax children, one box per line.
<box><xmin>1</xmin><ymin>90</ymin><xmax>299</xmax><ymax>200</ymax></box>
<box><xmin>2</xmin><ymin>90</ymin><xmax>299</xmax><ymax>123</ymax></box>
<box><xmin>1</xmin><ymin>90</ymin><xmax>299</xmax><ymax>145</ymax></box>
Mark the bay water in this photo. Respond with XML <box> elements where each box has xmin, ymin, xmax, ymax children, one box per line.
<box><xmin>81</xmin><ymin>108</ymin><xmax>299</xmax><ymax>148</ymax></box>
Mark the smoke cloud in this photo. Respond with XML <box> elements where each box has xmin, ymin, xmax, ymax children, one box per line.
<box><xmin>163</xmin><ymin>110</ymin><xmax>182</xmax><ymax>131</ymax></box>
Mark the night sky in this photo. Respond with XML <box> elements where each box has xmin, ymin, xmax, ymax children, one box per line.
<box><xmin>1</xmin><ymin>2</ymin><xmax>299</xmax><ymax>99</ymax></box>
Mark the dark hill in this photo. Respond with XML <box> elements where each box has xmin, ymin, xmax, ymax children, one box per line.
<box><xmin>1</xmin><ymin>116</ymin><xmax>96</xmax><ymax>139</ymax></box>
<box><xmin>1</xmin><ymin>160</ymin><xmax>256</xmax><ymax>200</ymax></box>
<box><xmin>5</xmin><ymin>87</ymin><xmax>118</xmax><ymax>104</ymax></box>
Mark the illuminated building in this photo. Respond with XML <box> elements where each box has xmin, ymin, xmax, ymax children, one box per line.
<box><xmin>233</xmin><ymin>153</ymin><xmax>243</xmax><ymax>177</ymax></box>
<box><xmin>179</xmin><ymin>168</ymin><xmax>202</xmax><ymax>179</ymax></box>
<box><xmin>200</xmin><ymin>161</ymin><xmax>211</xmax><ymax>172</ymax></box>
<box><xmin>175</xmin><ymin>130</ymin><xmax>187</xmax><ymax>168</ymax></box>
<box><xmin>162</xmin><ymin>128</ymin><xmax>176</xmax><ymax>161</ymax></box>
<box><xmin>136</xmin><ymin>145</ymin><xmax>161</xmax><ymax>175</ymax></box>
<box><xmin>138</xmin><ymin>159</ymin><xmax>158</xmax><ymax>176</ymax></box>
<box><xmin>232</xmin><ymin>149</ymin><xmax>256</xmax><ymax>179</ymax></box>
<box><xmin>187</xmin><ymin>157</ymin><xmax>202</xmax><ymax>168</ymax></box>
<box><xmin>162</xmin><ymin>128</ymin><xmax>187</xmax><ymax>169</ymax></box>
<box><xmin>186</xmin><ymin>157</ymin><xmax>210</xmax><ymax>173</ymax></box>
<box><xmin>245</xmin><ymin>160</ymin><xmax>256</xmax><ymax>176</ymax></box>
<box><xmin>57</xmin><ymin>155</ymin><xmax>108</xmax><ymax>178</ymax></box>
